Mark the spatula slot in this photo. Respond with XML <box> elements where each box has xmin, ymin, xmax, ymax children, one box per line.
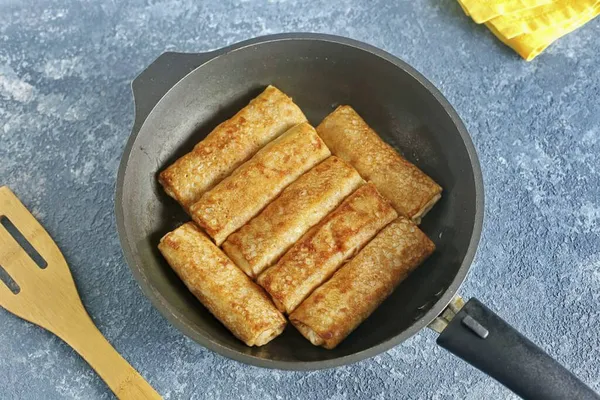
<box><xmin>0</xmin><ymin>264</ymin><xmax>20</xmax><ymax>294</ymax></box>
<box><xmin>0</xmin><ymin>216</ymin><xmax>47</xmax><ymax>269</ymax></box>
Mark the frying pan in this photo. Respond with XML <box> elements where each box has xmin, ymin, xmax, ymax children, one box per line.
<box><xmin>115</xmin><ymin>33</ymin><xmax>599</xmax><ymax>399</ymax></box>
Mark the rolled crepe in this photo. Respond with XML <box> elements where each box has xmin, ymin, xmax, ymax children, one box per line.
<box><xmin>289</xmin><ymin>217</ymin><xmax>435</xmax><ymax>349</ymax></box>
<box><xmin>190</xmin><ymin>122</ymin><xmax>330</xmax><ymax>245</ymax></box>
<box><xmin>159</xmin><ymin>85</ymin><xmax>307</xmax><ymax>209</ymax></box>
<box><xmin>158</xmin><ymin>222</ymin><xmax>286</xmax><ymax>347</ymax></box>
<box><xmin>222</xmin><ymin>156</ymin><xmax>363</xmax><ymax>279</ymax></box>
<box><xmin>316</xmin><ymin>106</ymin><xmax>442</xmax><ymax>223</ymax></box>
<box><xmin>257</xmin><ymin>183</ymin><xmax>397</xmax><ymax>314</ymax></box>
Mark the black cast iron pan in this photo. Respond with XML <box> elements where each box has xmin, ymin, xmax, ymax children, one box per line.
<box><xmin>115</xmin><ymin>33</ymin><xmax>598</xmax><ymax>399</ymax></box>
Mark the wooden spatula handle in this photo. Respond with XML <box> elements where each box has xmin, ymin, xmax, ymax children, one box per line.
<box><xmin>53</xmin><ymin>310</ymin><xmax>161</xmax><ymax>400</ymax></box>
<box><xmin>0</xmin><ymin>187</ymin><xmax>161</xmax><ymax>398</ymax></box>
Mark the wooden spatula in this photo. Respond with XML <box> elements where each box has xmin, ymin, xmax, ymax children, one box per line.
<box><xmin>0</xmin><ymin>186</ymin><xmax>161</xmax><ymax>399</ymax></box>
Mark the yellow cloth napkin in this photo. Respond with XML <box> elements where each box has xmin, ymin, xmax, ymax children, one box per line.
<box><xmin>458</xmin><ymin>0</ymin><xmax>600</xmax><ymax>61</ymax></box>
<box><xmin>488</xmin><ymin>0</ymin><xmax>600</xmax><ymax>38</ymax></box>
<box><xmin>459</xmin><ymin>0</ymin><xmax>552</xmax><ymax>23</ymax></box>
<box><xmin>486</xmin><ymin>3</ymin><xmax>600</xmax><ymax>60</ymax></box>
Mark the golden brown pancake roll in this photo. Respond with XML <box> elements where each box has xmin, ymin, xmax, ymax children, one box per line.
<box><xmin>190</xmin><ymin>122</ymin><xmax>330</xmax><ymax>245</ymax></box>
<box><xmin>158</xmin><ymin>222</ymin><xmax>286</xmax><ymax>347</ymax></box>
<box><xmin>290</xmin><ymin>217</ymin><xmax>435</xmax><ymax>349</ymax></box>
<box><xmin>257</xmin><ymin>183</ymin><xmax>397</xmax><ymax>314</ymax></box>
<box><xmin>316</xmin><ymin>105</ymin><xmax>442</xmax><ymax>223</ymax></box>
<box><xmin>159</xmin><ymin>85</ymin><xmax>307</xmax><ymax>209</ymax></box>
<box><xmin>222</xmin><ymin>156</ymin><xmax>363</xmax><ymax>279</ymax></box>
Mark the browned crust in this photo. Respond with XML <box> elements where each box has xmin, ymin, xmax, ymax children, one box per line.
<box><xmin>158</xmin><ymin>222</ymin><xmax>286</xmax><ymax>346</ymax></box>
<box><xmin>257</xmin><ymin>183</ymin><xmax>398</xmax><ymax>314</ymax></box>
<box><xmin>316</xmin><ymin>105</ymin><xmax>442</xmax><ymax>222</ymax></box>
<box><xmin>158</xmin><ymin>85</ymin><xmax>307</xmax><ymax>209</ymax></box>
<box><xmin>189</xmin><ymin>122</ymin><xmax>330</xmax><ymax>245</ymax></box>
<box><xmin>289</xmin><ymin>217</ymin><xmax>435</xmax><ymax>349</ymax></box>
<box><xmin>222</xmin><ymin>156</ymin><xmax>363</xmax><ymax>278</ymax></box>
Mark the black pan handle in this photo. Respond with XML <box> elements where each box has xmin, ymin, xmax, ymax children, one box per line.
<box><xmin>436</xmin><ymin>298</ymin><xmax>599</xmax><ymax>400</ymax></box>
<box><xmin>131</xmin><ymin>51</ymin><xmax>220</xmax><ymax>134</ymax></box>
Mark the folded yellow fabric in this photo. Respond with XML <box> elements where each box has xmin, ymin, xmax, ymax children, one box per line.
<box><xmin>458</xmin><ymin>0</ymin><xmax>552</xmax><ymax>23</ymax></box>
<box><xmin>486</xmin><ymin>2</ymin><xmax>600</xmax><ymax>60</ymax></box>
<box><xmin>488</xmin><ymin>0</ymin><xmax>600</xmax><ymax>38</ymax></box>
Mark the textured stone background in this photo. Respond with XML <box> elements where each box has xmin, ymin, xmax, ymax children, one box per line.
<box><xmin>1</xmin><ymin>0</ymin><xmax>599</xmax><ymax>399</ymax></box>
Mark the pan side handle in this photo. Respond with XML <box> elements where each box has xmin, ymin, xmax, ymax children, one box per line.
<box><xmin>432</xmin><ymin>297</ymin><xmax>599</xmax><ymax>400</ymax></box>
<box><xmin>131</xmin><ymin>51</ymin><xmax>220</xmax><ymax>134</ymax></box>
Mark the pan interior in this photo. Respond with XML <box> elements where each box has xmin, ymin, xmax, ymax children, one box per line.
<box><xmin>119</xmin><ymin>38</ymin><xmax>479</xmax><ymax>366</ymax></box>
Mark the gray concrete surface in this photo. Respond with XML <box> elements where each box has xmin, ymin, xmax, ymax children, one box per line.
<box><xmin>1</xmin><ymin>0</ymin><xmax>599</xmax><ymax>399</ymax></box>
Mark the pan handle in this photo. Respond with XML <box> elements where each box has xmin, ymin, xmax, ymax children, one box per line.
<box><xmin>131</xmin><ymin>51</ymin><xmax>221</xmax><ymax>134</ymax></box>
<box><xmin>432</xmin><ymin>297</ymin><xmax>599</xmax><ymax>400</ymax></box>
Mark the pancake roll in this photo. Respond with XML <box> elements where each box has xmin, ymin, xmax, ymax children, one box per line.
<box><xmin>317</xmin><ymin>105</ymin><xmax>442</xmax><ymax>223</ymax></box>
<box><xmin>159</xmin><ymin>85</ymin><xmax>307</xmax><ymax>209</ymax></box>
<box><xmin>158</xmin><ymin>222</ymin><xmax>286</xmax><ymax>346</ymax></box>
<box><xmin>222</xmin><ymin>156</ymin><xmax>363</xmax><ymax>279</ymax></box>
<box><xmin>290</xmin><ymin>217</ymin><xmax>435</xmax><ymax>349</ymax></box>
<box><xmin>190</xmin><ymin>122</ymin><xmax>330</xmax><ymax>245</ymax></box>
<box><xmin>257</xmin><ymin>183</ymin><xmax>397</xmax><ymax>314</ymax></box>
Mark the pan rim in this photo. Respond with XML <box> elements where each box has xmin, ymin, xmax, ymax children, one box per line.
<box><xmin>115</xmin><ymin>32</ymin><xmax>484</xmax><ymax>370</ymax></box>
